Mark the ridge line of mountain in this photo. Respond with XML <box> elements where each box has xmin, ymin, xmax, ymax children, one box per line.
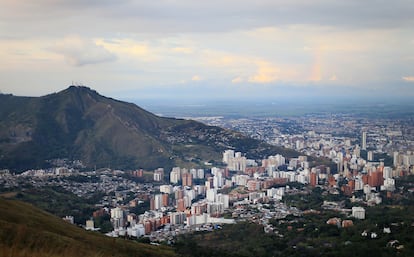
<box><xmin>0</xmin><ymin>85</ymin><xmax>314</xmax><ymax>172</ymax></box>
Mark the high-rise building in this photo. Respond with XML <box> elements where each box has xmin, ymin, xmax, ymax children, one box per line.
<box><xmin>207</xmin><ymin>202</ymin><xmax>224</xmax><ymax>216</ymax></box>
<box><xmin>197</xmin><ymin>169</ymin><xmax>205</xmax><ymax>179</ymax></box>
<box><xmin>150</xmin><ymin>194</ymin><xmax>164</xmax><ymax>210</ymax></box>
<box><xmin>224</xmin><ymin>150</ymin><xmax>247</xmax><ymax>171</ymax></box>
<box><xmin>383</xmin><ymin>167</ymin><xmax>392</xmax><ymax>179</ymax></box>
<box><xmin>144</xmin><ymin>220</ymin><xmax>152</xmax><ymax>234</ymax></box>
<box><xmin>368</xmin><ymin>170</ymin><xmax>383</xmax><ymax>187</ymax></box>
<box><xmin>86</xmin><ymin>219</ymin><xmax>94</xmax><ymax>230</ymax></box>
<box><xmin>176</xmin><ymin>199</ymin><xmax>186</xmax><ymax>212</ymax></box>
<box><xmin>110</xmin><ymin>207</ymin><xmax>123</xmax><ymax>219</ymax></box>
<box><xmin>393</xmin><ymin>152</ymin><xmax>400</xmax><ymax>167</ymax></box>
<box><xmin>247</xmin><ymin>180</ymin><xmax>261</xmax><ymax>191</ymax></box>
<box><xmin>205</xmin><ymin>177</ymin><xmax>214</xmax><ymax>190</ymax></box>
<box><xmin>184</xmin><ymin>189</ymin><xmax>196</xmax><ymax>202</ymax></box>
<box><xmin>170</xmin><ymin>212</ymin><xmax>186</xmax><ymax>225</ymax></box>
<box><xmin>310</xmin><ymin>172</ymin><xmax>318</xmax><ymax>187</ymax></box>
<box><xmin>362</xmin><ymin>131</ymin><xmax>367</xmax><ymax>150</ymax></box>
<box><xmin>352</xmin><ymin>207</ymin><xmax>365</xmax><ymax>219</ymax></box>
<box><xmin>206</xmin><ymin>188</ymin><xmax>216</xmax><ymax>202</ymax></box>
<box><xmin>194</xmin><ymin>185</ymin><xmax>206</xmax><ymax>195</ymax></box>
<box><xmin>110</xmin><ymin>207</ymin><xmax>124</xmax><ymax>229</ymax></box>
<box><xmin>222</xmin><ymin>150</ymin><xmax>235</xmax><ymax>163</ymax></box>
<box><xmin>353</xmin><ymin>145</ymin><xmax>361</xmax><ymax>158</ymax></box>
<box><xmin>217</xmin><ymin>194</ymin><xmax>230</xmax><ymax>209</ymax></box>
<box><xmin>170</xmin><ymin>169</ymin><xmax>180</xmax><ymax>184</ymax></box>
<box><xmin>162</xmin><ymin>193</ymin><xmax>169</xmax><ymax>207</ymax></box>
<box><xmin>175</xmin><ymin>188</ymin><xmax>184</xmax><ymax>200</ymax></box>
<box><xmin>367</xmin><ymin>151</ymin><xmax>374</xmax><ymax>161</ymax></box>
<box><xmin>213</xmin><ymin>171</ymin><xmax>223</xmax><ymax>188</ymax></box>
<box><xmin>160</xmin><ymin>184</ymin><xmax>173</xmax><ymax>194</ymax></box>
<box><xmin>182</xmin><ymin>173</ymin><xmax>193</xmax><ymax>187</ymax></box>
<box><xmin>191</xmin><ymin>202</ymin><xmax>208</xmax><ymax>215</ymax></box>
<box><xmin>153</xmin><ymin>170</ymin><xmax>163</xmax><ymax>181</ymax></box>
<box><xmin>343</xmin><ymin>161</ymin><xmax>350</xmax><ymax>178</ymax></box>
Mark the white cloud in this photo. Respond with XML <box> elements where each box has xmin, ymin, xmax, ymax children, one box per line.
<box><xmin>231</xmin><ymin>77</ymin><xmax>243</xmax><ymax>83</ymax></box>
<box><xmin>0</xmin><ymin>1</ymin><xmax>413</xmax><ymax>99</ymax></box>
<box><xmin>200</xmin><ymin>49</ymin><xmax>300</xmax><ymax>83</ymax></box>
<box><xmin>96</xmin><ymin>39</ymin><xmax>152</xmax><ymax>58</ymax></box>
<box><xmin>248</xmin><ymin>61</ymin><xmax>280</xmax><ymax>83</ymax></box>
<box><xmin>402</xmin><ymin>76</ymin><xmax>414</xmax><ymax>82</ymax></box>
<box><xmin>192</xmin><ymin>75</ymin><xmax>202</xmax><ymax>81</ymax></box>
<box><xmin>172</xmin><ymin>47</ymin><xmax>194</xmax><ymax>54</ymax></box>
<box><xmin>51</xmin><ymin>36</ymin><xmax>116</xmax><ymax>66</ymax></box>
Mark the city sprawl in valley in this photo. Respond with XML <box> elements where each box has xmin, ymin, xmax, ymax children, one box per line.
<box><xmin>2</xmin><ymin>100</ymin><xmax>414</xmax><ymax>256</ymax></box>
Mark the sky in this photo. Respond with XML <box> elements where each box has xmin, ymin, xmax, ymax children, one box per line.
<box><xmin>0</xmin><ymin>0</ymin><xmax>413</xmax><ymax>102</ymax></box>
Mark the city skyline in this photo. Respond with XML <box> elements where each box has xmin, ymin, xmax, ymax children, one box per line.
<box><xmin>1</xmin><ymin>1</ymin><xmax>414</xmax><ymax>101</ymax></box>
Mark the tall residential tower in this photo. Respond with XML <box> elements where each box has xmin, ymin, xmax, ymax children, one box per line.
<box><xmin>362</xmin><ymin>131</ymin><xmax>367</xmax><ymax>150</ymax></box>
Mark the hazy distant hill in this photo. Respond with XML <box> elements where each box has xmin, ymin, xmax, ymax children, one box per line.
<box><xmin>0</xmin><ymin>86</ymin><xmax>301</xmax><ymax>172</ymax></box>
<box><xmin>0</xmin><ymin>197</ymin><xmax>176</xmax><ymax>257</ymax></box>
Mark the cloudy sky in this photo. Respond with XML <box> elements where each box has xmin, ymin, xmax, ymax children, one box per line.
<box><xmin>1</xmin><ymin>0</ymin><xmax>413</xmax><ymax>101</ymax></box>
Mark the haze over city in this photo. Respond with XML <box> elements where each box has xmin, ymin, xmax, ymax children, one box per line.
<box><xmin>1</xmin><ymin>0</ymin><xmax>413</xmax><ymax>101</ymax></box>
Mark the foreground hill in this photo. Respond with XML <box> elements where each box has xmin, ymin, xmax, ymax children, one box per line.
<box><xmin>0</xmin><ymin>86</ymin><xmax>301</xmax><ymax>172</ymax></box>
<box><xmin>0</xmin><ymin>197</ymin><xmax>176</xmax><ymax>257</ymax></box>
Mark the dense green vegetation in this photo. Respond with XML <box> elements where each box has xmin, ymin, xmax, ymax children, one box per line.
<box><xmin>14</xmin><ymin>186</ymin><xmax>101</xmax><ymax>225</ymax></box>
<box><xmin>93</xmin><ymin>213</ymin><xmax>113</xmax><ymax>233</ymax></box>
<box><xmin>175</xmin><ymin>207</ymin><xmax>414</xmax><ymax>257</ymax></box>
<box><xmin>0</xmin><ymin>197</ymin><xmax>177</xmax><ymax>257</ymax></box>
<box><xmin>176</xmin><ymin>222</ymin><xmax>282</xmax><ymax>257</ymax></box>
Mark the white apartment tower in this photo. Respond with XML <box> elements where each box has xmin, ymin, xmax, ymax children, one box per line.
<box><xmin>222</xmin><ymin>150</ymin><xmax>235</xmax><ymax>164</ymax></box>
<box><xmin>352</xmin><ymin>207</ymin><xmax>366</xmax><ymax>219</ymax></box>
<box><xmin>362</xmin><ymin>131</ymin><xmax>367</xmax><ymax>150</ymax></box>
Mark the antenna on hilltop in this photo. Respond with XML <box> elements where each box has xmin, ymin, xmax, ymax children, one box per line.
<box><xmin>71</xmin><ymin>81</ymin><xmax>84</xmax><ymax>87</ymax></box>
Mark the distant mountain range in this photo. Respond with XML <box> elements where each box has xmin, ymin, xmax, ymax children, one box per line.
<box><xmin>0</xmin><ymin>86</ymin><xmax>302</xmax><ymax>172</ymax></box>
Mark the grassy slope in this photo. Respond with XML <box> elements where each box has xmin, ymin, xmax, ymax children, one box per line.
<box><xmin>0</xmin><ymin>197</ymin><xmax>176</xmax><ymax>257</ymax></box>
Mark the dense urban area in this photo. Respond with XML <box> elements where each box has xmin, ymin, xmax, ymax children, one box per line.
<box><xmin>1</xmin><ymin>112</ymin><xmax>414</xmax><ymax>256</ymax></box>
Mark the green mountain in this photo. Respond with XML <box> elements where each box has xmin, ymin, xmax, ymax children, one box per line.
<box><xmin>0</xmin><ymin>197</ymin><xmax>176</xmax><ymax>257</ymax></box>
<box><xmin>0</xmin><ymin>86</ymin><xmax>301</xmax><ymax>172</ymax></box>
